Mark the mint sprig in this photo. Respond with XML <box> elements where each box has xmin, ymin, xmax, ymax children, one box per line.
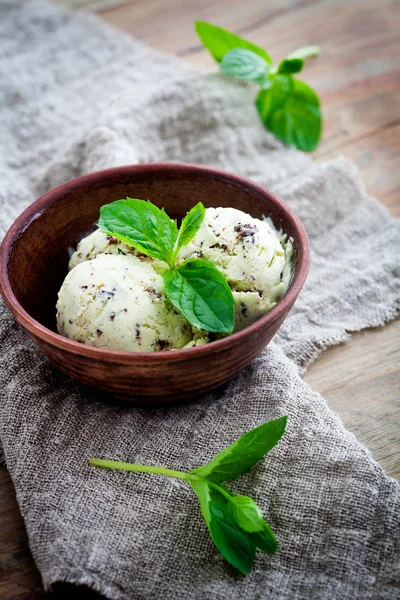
<box><xmin>195</xmin><ymin>21</ymin><xmax>322</xmax><ymax>152</ymax></box>
<box><xmin>90</xmin><ymin>415</ymin><xmax>287</xmax><ymax>575</ymax></box>
<box><xmin>99</xmin><ymin>199</ymin><xmax>234</xmax><ymax>334</ymax></box>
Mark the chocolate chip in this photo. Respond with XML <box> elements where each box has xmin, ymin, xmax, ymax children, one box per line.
<box><xmin>96</xmin><ymin>329</ymin><xmax>103</xmax><ymax>336</ymax></box>
<box><xmin>109</xmin><ymin>312</ymin><xmax>116</xmax><ymax>321</ymax></box>
<box><xmin>209</xmin><ymin>243</ymin><xmax>227</xmax><ymax>252</ymax></box>
<box><xmin>100</xmin><ymin>289</ymin><xmax>115</xmax><ymax>299</ymax></box>
<box><xmin>145</xmin><ymin>287</ymin><xmax>162</xmax><ymax>301</ymax></box>
<box><xmin>106</xmin><ymin>236</ymin><xmax>119</xmax><ymax>245</ymax></box>
<box><xmin>234</xmin><ymin>223</ymin><xmax>257</xmax><ymax>243</ymax></box>
<box><xmin>154</xmin><ymin>339</ymin><xmax>171</xmax><ymax>351</ymax></box>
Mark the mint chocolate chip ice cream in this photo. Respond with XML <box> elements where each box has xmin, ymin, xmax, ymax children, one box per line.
<box><xmin>57</xmin><ymin>206</ymin><xmax>292</xmax><ymax>350</ymax></box>
<box><xmin>57</xmin><ymin>254</ymin><xmax>193</xmax><ymax>352</ymax></box>
<box><xmin>178</xmin><ymin>207</ymin><xmax>292</xmax><ymax>331</ymax></box>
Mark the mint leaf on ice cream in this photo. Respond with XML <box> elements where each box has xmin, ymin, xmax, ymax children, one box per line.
<box><xmin>163</xmin><ymin>259</ymin><xmax>235</xmax><ymax>334</ymax></box>
<box><xmin>98</xmin><ymin>198</ymin><xmax>234</xmax><ymax>335</ymax></box>
<box><xmin>174</xmin><ymin>202</ymin><xmax>206</xmax><ymax>256</ymax></box>
<box><xmin>99</xmin><ymin>198</ymin><xmax>178</xmax><ymax>266</ymax></box>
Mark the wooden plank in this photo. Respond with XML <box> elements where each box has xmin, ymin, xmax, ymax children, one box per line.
<box><xmin>304</xmin><ymin>319</ymin><xmax>400</xmax><ymax>478</ymax></box>
<box><xmin>316</xmin><ymin>122</ymin><xmax>400</xmax><ymax>214</ymax></box>
<box><xmin>97</xmin><ymin>0</ymin><xmax>316</xmax><ymax>55</ymax></box>
<box><xmin>57</xmin><ymin>0</ymin><xmax>126</xmax><ymax>9</ymax></box>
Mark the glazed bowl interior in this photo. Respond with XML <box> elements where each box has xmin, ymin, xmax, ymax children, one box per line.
<box><xmin>7</xmin><ymin>166</ymin><xmax>303</xmax><ymax>334</ymax></box>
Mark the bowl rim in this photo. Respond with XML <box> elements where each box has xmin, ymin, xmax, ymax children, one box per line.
<box><xmin>0</xmin><ymin>162</ymin><xmax>310</xmax><ymax>362</ymax></box>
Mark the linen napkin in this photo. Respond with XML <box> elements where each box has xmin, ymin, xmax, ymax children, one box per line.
<box><xmin>0</xmin><ymin>1</ymin><xmax>399</xmax><ymax>598</ymax></box>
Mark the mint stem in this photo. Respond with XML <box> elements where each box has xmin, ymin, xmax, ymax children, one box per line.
<box><xmin>89</xmin><ymin>457</ymin><xmax>190</xmax><ymax>481</ymax></box>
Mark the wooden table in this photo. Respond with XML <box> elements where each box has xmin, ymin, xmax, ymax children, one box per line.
<box><xmin>1</xmin><ymin>0</ymin><xmax>399</xmax><ymax>597</ymax></box>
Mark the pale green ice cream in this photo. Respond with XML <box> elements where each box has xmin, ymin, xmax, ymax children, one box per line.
<box><xmin>59</xmin><ymin>206</ymin><xmax>292</xmax><ymax>350</ymax></box>
<box><xmin>69</xmin><ymin>229</ymin><xmax>147</xmax><ymax>270</ymax></box>
<box><xmin>178</xmin><ymin>207</ymin><xmax>292</xmax><ymax>332</ymax></box>
<box><xmin>57</xmin><ymin>254</ymin><xmax>193</xmax><ymax>352</ymax></box>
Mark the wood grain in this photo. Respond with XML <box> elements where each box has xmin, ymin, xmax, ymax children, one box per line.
<box><xmin>2</xmin><ymin>0</ymin><xmax>400</xmax><ymax>597</ymax></box>
<box><xmin>98</xmin><ymin>0</ymin><xmax>316</xmax><ymax>55</ymax></box>
<box><xmin>304</xmin><ymin>319</ymin><xmax>400</xmax><ymax>478</ymax></box>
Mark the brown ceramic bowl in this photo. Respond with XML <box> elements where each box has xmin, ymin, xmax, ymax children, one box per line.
<box><xmin>0</xmin><ymin>163</ymin><xmax>309</xmax><ymax>404</ymax></box>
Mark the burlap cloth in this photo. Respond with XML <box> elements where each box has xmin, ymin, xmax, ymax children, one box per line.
<box><xmin>0</xmin><ymin>1</ymin><xmax>399</xmax><ymax>598</ymax></box>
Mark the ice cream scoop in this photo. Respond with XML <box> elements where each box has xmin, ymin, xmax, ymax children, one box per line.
<box><xmin>69</xmin><ymin>229</ymin><xmax>143</xmax><ymax>270</ymax></box>
<box><xmin>57</xmin><ymin>254</ymin><xmax>193</xmax><ymax>352</ymax></box>
<box><xmin>178</xmin><ymin>207</ymin><xmax>292</xmax><ymax>331</ymax></box>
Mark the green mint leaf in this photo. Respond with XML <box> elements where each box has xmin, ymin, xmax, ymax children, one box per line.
<box><xmin>229</xmin><ymin>494</ymin><xmax>264</xmax><ymax>532</ymax></box>
<box><xmin>195</xmin><ymin>21</ymin><xmax>272</xmax><ymax>65</ymax></box>
<box><xmin>228</xmin><ymin>495</ymin><xmax>277</xmax><ymax>553</ymax></box>
<box><xmin>163</xmin><ymin>259</ymin><xmax>234</xmax><ymax>334</ymax></box>
<box><xmin>190</xmin><ymin>479</ymin><xmax>256</xmax><ymax>575</ymax></box>
<box><xmin>91</xmin><ymin>416</ymin><xmax>287</xmax><ymax>575</ymax></box>
<box><xmin>191</xmin><ymin>416</ymin><xmax>287</xmax><ymax>482</ymax></box>
<box><xmin>277</xmin><ymin>58</ymin><xmax>304</xmax><ymax>74</ymax></box>
<box><xmin>256</xmin><ymin>75</ymin><xmax>293</xmax><ymax>118</ymax></box>
<box><xmin>175</xmin><ymin>202</ymin><xmax>205</xmax><ymax>253</ymax></box>
<box><xmin>288</xmin><ymin>45</ymin><xmax>320</xmax><ymax>60</ymax></box>
<box><xmin>220</xmin><ymin>48</ymin><xmax>269</xmax><ymax>85</ymax></box>
<box><xmin>99</xmin><ymin>198</ymin><xmax>178</xmax><ymax>265</ymax></box>
<box><xmin>256</xmin><ymin>78</ymin><xmax>322</xmax><ymax>151</ymax></box>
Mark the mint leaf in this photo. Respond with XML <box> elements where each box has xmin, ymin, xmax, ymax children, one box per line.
<box><xmin>191</xmin><ymin>416</ymin><xmax>287</xmax><ymax>482</ymax></box>
<box><xmin>163</xmin><ymin>259</ymin><xmax>234</xmax><ymax>334</ymax></box>
<box><xmin>256</xmin><ymin>75</ymin><xmax>293</xmax><ymax>116</ymax></box>
<box><xmin>195</xmin><ymin>21</ymin><xmax>322</xmax><ymax>152</ymax></box>
<box><xmin>220</xmin><ymin>48</ymin><xmax>269</xmax><ymax>84</ymax></box>
<box><xmin>175</xmin><ymin>202</ymin><xmax>205</xmax><ymax>254</ymax></box>
<box><xmin>190</xmin><ymin>479</ymin><xmax>256</xmax><ymax>575</ymax></box>
<box><xmin>195</xmin><ymin>21</ymin><xmax>272</xmax><ymax>64</ymax></box>
<box><xmin>229</xmin><ymin>494</ymin><xmax>264</xmax><ymax>532</ymax></box>
<box><xmin>90</xmin><ymin>416</ymin><xmax>286</xmax><ymax>576</ymax></box>
<box><xmin>228</xmin><ymin>495</ymin><xmax>277</xmax><ymax>553</ymax></box>
<box><xmin>288</xmin><ymin>45</ymin><xmax>320</xmax><ymax>60</ymax></box>
<box><xmin>99</xmin><ymin>198</ymin><xmax>178</xmax><ymax>265</ymax></box>
<box><xmin>256</xmin><ymin>78</ymin><xmax>322</xmax><ymax>151</ymax></box>
<box><xmin>277</xmin><ymin>58</ymin><xmax>304</xmax><ymax>74</ymax></box>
